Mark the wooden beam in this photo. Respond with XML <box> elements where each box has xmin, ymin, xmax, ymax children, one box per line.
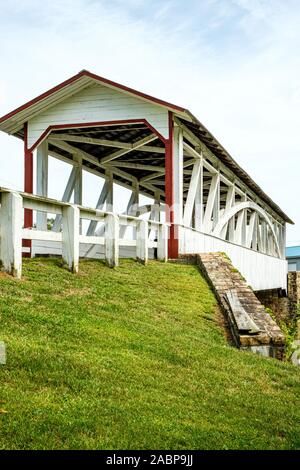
<box><xmin>100</xmin><ymin>134</ymin><xmax>158</xmax><ymax>164</ymax></box>
<box><xmin>183</xmin><ymin>159</ymin><xmax>201</xmax><ymax>227</ymax></box>
<box><xmin>173</xmin><ymin>126</ymin><xmax>184</xmax><ymax>226</ymax></box>
<box><xmin>194</xmin><ymin>156</ymin><xmax>203</xmax><ymax>231</ymax></box>
<box><xmin>109</xmin><ymin>162</ymin><xmax>164</xmax><ymax>172</ymax></box>
<box><xmin>62</xmin><ymin>205</ymin><xmax>79</xmax><ymax>273</ymax></box>
<box><xmin>52</xmin><ymin>166</ymin><xmax>77</xmax><ymax>232</ymax></box>
<box><xmin>176</xmin><ymin>117</ymin><xmax>284</xmax><ymax>225</ymax></box>
<box><xmin>36</xmin><ymin>140</ymin><xmax>48</xmax><ymax>230</ymax></box>
<box><xmin>220</xmin><ymin>185</ymin><xmax>235</xmax><ymax>240</ymax></box>
<box><xmin>203</xmin><ymin>173</ymin><xmax>220</xmax><ymax>232</ymax></box>
<box><xmin>50</xmin><ymin>133</ymin><xmax>166</xmax><ymax>154</ymax></box>
<box><xmin>246</xmin><ymin>212</ymin><xmax>257</xmax><ymax>248</ymax></box>
<box><xmin>49</xmin><ymin>139</ymin><xmax>162</xmax><ymax>197</ymax></box>
<box><xmin>140</xmin><ymin>171</ymin><xmax>164</xmax><ymax>183</ymax></box>
<box><xmin>86</xmin><ymin>174</ymin><xmax>110</xmax><ymax>236</ymax></box>
<box><xmin>0</xmin><ymin>192</ymin><xmax>22</xmax><ymax>278</ymax></box>
<box><xmin>235</xmin><ymin>195</ymin><xmax>247</xmax><ymax>245</ymax></box>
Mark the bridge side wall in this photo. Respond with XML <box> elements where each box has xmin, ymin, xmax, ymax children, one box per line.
<box><xmin>178</xmin><ymin>225</ymin><xmax>287</xmax><ymax>291</ymax></box>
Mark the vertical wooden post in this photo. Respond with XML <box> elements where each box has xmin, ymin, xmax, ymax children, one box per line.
<box><xmin>74</xmin><ymin>156</ymin><xmax>82</xmax><ymax>234</ymax></box>
<box><xmin>281</xmin><ymin>223</ymin><xmax>286</xmax><ymax>259</ymax></box>
<box><xmin>0</xmin><ymin>192</ymin><xmax>22</xmax><ymax>278</ymax></box>
<box><xmin>149</xmin><ymin>190</ymin><xmax>161</xmax><ymax>239</ymax></box>
<box><xmin>105</xmin><ymin>170</ymin><xmax>114</xmax><ymax>212</ymax></box>
<box><xmin>173</xmin><ymin>125</ymin><xmax>183</xmax><ymax>226</ymax></box>
<box><xmin>183</xmin><ymin>158</ymin><xmax>201</xmax><ymax>227</ymax></box>
<box><xmin>165</xmin><ymin>111</ymin><xmax>179</xmax><ymax>258</ymax></box>
<box><xmin>194</xmin><ymin>154</ymin><xmax>203</xmax><ymax>231</ymax></box>
<box><xmin>235</xmin><ymin>195</ymin><xmax>247</xmax><ymax>246</ymax></box>
<box><xmin>36</xmin><ymin>140</ymin><xmax>48</xmax><ymax>230</ymax></box>
<box><xmin>136</xmin><ymin>219</ymin><xmax>148</xmax><ymax>264</ymax></box>
<box><xmin>212</xmin><ymin>171</ymin><xmax>220</xmax><ymax>230</ymax></box>
<box><xmin>23</xmin><ymin>123</ymin><xmax>33</xmax><ymax>256</ymax></box>
<box><xmin>157</xmin><ymin>224</ymin><xmax>168</xmax><ymax>262</ymax></box>
<box><xmin>62</xmin><ymin>204</ymin><xmax>79</xmax><ymax>273</ymax></box>
<box><xmin>105</xmin><ymin>213</ymin><xmax>119</xmax><ymax>267</ymax></box>
<box><xmin>203</xmin><ymin>173</ymin><xmax>219</xmax><ymax>233</ymax></box>
<box><xmin>222</xmin><ymin>185</ymin><xmax>235</xmax><ymax>241</ymax></box>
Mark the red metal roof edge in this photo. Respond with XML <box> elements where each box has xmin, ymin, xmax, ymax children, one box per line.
<box><xmin>0</xmin><ymin>70</ymin><xmax>186</xmax><ymax>125</ymax></box>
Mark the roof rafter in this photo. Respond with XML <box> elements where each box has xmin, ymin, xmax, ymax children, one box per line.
<box><xmin>100</xmin><ymin>134</ymin><xmax>158</xmax><ymax>164</ymax></box>
<box><xmin>50</xmin><ymin>133</ymin><xmax>166</xmax><ymax>154</ymax></box>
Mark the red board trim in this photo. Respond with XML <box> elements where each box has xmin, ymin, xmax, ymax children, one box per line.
<box><xmin>165</xmin><ymin>112</ymin><xmax>178</xmax><ymax>259</ymax></box>
<box><xmin>23</xmin><ymin>122</ymin><xmax>33</xmax><ymax>256</ymax></box>
<box><xmin>0</xmin><ymin>70</ymin><xmax>186</xmax><ymax>125</ymax></box>
<box><xmin>28</xmin><ymin>118</ymin><xmax>167</xmax><ymax>152</ymax></box>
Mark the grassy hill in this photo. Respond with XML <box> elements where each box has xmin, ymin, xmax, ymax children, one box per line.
<box><xmin>0</xmin><ymin>258</ymin><xmax>299</xmax><ymax>450</ymax></box>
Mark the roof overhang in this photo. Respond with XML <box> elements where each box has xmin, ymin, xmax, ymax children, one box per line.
<box><xmin>0</xmin><ymin>70</ymin><xmax>293</xmax><ymax>224</ymax></box>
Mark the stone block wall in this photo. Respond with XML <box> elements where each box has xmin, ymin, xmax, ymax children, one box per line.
<box><xmin>255</xmin><ymin>289</ymin><xmax>295</xmax><ymax>324</ymax></box>
<box><xmin>256</xmin><ymin>273</ymin><xmax>300</xmax><ymax>326</ymax></box>
<box><xmin>287</xmin><ymin>272</ymin><xmax>300</xmax><ymax>303</ymax></box>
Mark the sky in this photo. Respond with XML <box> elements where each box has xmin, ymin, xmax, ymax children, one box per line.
<box><xmin>0</xmin><ymin>0</ymin><xmax>299</xmax><ymax>243</ymax></box>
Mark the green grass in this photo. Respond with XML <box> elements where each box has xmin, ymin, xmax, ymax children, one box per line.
<box><xmin>0</xmin><ymin>258</ymin><xmax>300</xmax><ymax>450</ymax></box>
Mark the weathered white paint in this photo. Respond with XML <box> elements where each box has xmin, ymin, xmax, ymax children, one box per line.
<box><xmin>31</xmin><ymin>240</ymin><xmax>157</xmax><ymax>260</ymax></box>
<box><xmin>0</xmin><ymin>192</ymin><xmax>22</xmax><ymax>278</ymax></box>
<box><xmin>173</xmin><ymin>126</ymin><xmax>183</xmax><ymax>225</ymax></box>
<box><xmin>212</xmin><ymin>200</ymin><xmax>281</xmax><ymax>257</ymax></box>
<box><xmin>183</xmin><ymin>159</ymin><xmax>201</xmax><ymax>227</ymax></box>
<box><xmin>157</xmin><ymin>224</ymin><xmax>168</xmax><ymax>262</ymax></box>
<box><xmin>27</xmin><ymin>83</ymin><xmax>169</xmax><ymax>148</ymax></box>
<box><xmin>23</xmin><ymin>228</ymin><xmax>62</xmax><ymax>242</ymax></box>
<box><xmin>178</xmin><ymin>225</ymin><xmax>287</xmax><ymax>291</ymax></box>
<box><xmin>36</xmin><ymin>140</ymin><xmax>48</xmax><ymax>230</ymax></box>
<box><xmin>203</xmin><ymin>173</ymin><xmax>219</xmax><ymax>232</ymax></box>
<box><xmin>86</xmin><ymin>181</ymin><xmax>109</xmax><ymax>236</ymax></box>
<box><xmin>105</xmin><ymin>213</ymin><xmax>119</xmax><ymax>267</ymax></box>
<box><xmin>194</xmin><ymin>156</ymin><xmax>203</xmax><ymax>231</ymax></box>
<box><xmin>100</xmin><ymin>134</ymin><xmax>157</xmax><ymax>165</ymax></box>
<box><xmin>62</xmin><ymin>204</ymin><xmax>80</xmax><ymax>273</ymax></box>
<box><xmin>136</xmin><ymin>219</ymin><xmax>148</xmax><ymax>264</ymax></box>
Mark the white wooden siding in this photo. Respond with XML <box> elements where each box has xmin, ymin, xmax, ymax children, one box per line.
<box><xmin>31</xmin><ymin>240</ymin><xmax>155</xmax><ymax>260</ymax></box>
<box><xmin>28</xmin><ymin>84</ymin><xmax>169</xmax><ymax>148</ymax></box>
<box><xmin>178</xmin><ymin>225</ymin><xmax>287</xmax><ymax>291</ymax></box>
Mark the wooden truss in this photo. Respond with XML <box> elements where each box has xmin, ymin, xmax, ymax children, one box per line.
<box><xmin>34</xmin><ymin>119</ymin><xmax>286</xmax><ymax>260</ymax></box>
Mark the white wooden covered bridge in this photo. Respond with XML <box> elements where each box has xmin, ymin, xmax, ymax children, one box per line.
<box><xmin>0</xmin><ymin>70</ymin><xmax>292</xmax><ymax>291</ymax></box>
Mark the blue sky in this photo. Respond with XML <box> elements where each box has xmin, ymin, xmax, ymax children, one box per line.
<box><xmin>0</xmin><ymin>0</ymin><xmax>299</xmax><ymax>241</ymax></box>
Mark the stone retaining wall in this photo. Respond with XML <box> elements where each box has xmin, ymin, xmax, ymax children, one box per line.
<box><xmin>196</xmin><ymin>252</ymin><xmax>285</xmax><ymax>360</ymax></box>
<box><xmin>287</xmin><ymin>272</ymin><xmax>300</xmax><ymax>303</ymax></box>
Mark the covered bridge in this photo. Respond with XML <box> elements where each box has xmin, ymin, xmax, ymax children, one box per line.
<box><xmin>0</xmin><ymin>70</ymin><xmax>292</xmax><ymax>291</ymax></box>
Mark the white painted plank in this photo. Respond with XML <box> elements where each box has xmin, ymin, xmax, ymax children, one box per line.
<box><xmin>27</xmin><ymin>83</ymin><xmax>170</xmax><ymax>148</ymax></box>
<box><xmin>62</xmin><ymin>204</ymin><xmax>80</xmax><ymax>273</ymax></box>
<box><xmin>0</xmin><ymin>192</ymin><xmax>22</xmax><ymax>278</ymax></box>
<box><xmin>178</xmin><ymin>225</ymin><xmax>287</xmax><ymax>291</ymax></box>
<box><xmin>136</xmin><ymin>219</ymin><xmax>148</xmax><ymax>264</ymax></box>
<box><xmin>105</xmin><ymin>213</ymin><xmax>119</xmax><ymax>267</ymax></box>
<box><xmin>36</xmin><ymin>140</ymin><xmax>48</xmax><ymax>230</ymax></box>
<box><xmin>183</xmin><ymin>159</ymin><xmax>201</xmax><ymax>227</ymax></box>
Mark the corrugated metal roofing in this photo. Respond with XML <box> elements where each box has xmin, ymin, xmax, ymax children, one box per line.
<box><xmin>0</xmin><ymin>69</ymin><xmax>293</xmax><ymax>224</ymax></box>
<box><xmin>286</xmin><ymin>246</ymin><xmax>300</xmax><ymax>258</ymax></box>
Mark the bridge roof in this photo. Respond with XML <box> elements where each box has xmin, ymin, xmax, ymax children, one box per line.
<box><xmin>0</xmin><ymin>70</ymin><xmax>293</xmax><ymax>224</ymax></box>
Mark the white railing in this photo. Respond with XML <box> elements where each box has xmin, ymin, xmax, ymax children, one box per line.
<box><xmin>178</xmin><ymin>225</ymin><xmax>287</xmax><ymax>291</ymax></box>
<box><xmin>0</xmin><ymin>189</ymin><xmax>168</xmax><ymax>278</ymax></box>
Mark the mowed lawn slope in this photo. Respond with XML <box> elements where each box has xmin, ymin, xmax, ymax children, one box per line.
<box><xmin>0</xmin><ymin>259</ymin><xmax>299</xmax><ymax>450</ymax></box>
